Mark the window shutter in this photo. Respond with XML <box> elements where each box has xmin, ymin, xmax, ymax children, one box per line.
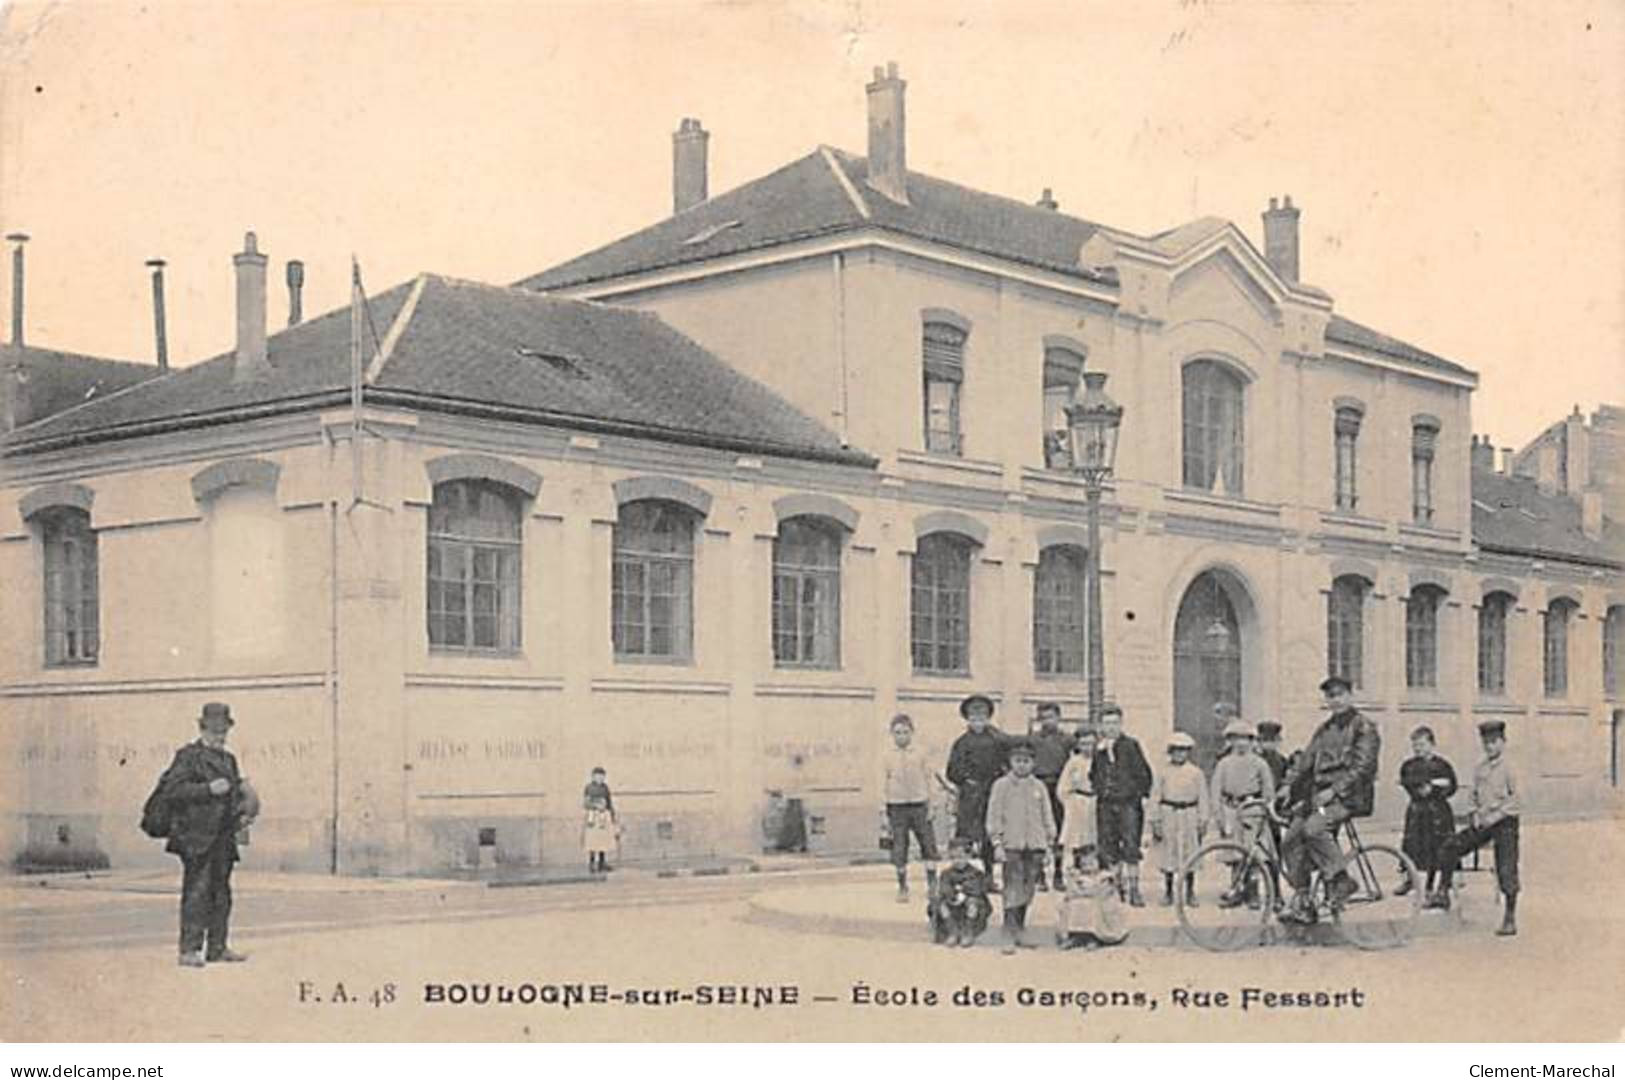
<box><xmin>923</xmin><ymin>323</ymin><xmax>966</xmax><ymax>382</ymax></box>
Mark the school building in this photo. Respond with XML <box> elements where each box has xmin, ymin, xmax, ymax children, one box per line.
<box><xmin>2</xmin><ymin>67</ymin><xmax>1621</xmax><ymax>876</ymax></box>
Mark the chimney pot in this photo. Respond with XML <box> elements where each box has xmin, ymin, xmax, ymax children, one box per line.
<box><xmin>1037</xmin><ymin>187</ymin><xmax>1058</xmax><ymax>211</ymax></box>
<box><xmin>1261</xmin><ymin>195</ymin><xmax>1301</xmax><ymax>283</ymax></box>
<box><xmin>146</xmin><ymin>258</ymin><xmax>169</xmax><ymax>371</ymax></box>
<box><xmin>7</xmin><ymin>232</ymin><xmax>27</xmax><ymax>347</ymax></box>
<box><xmin>286</xmin><ymin>259</ymin><xmax>305</xmax><ymax>326</ymax></box>
<box><xmin>672</xmin><ymin>117</ymin><xmax>710</xmax><ymax>214</ymax></box>
<box><xmin>865</xmin><ymin>61</ymin><xmax>909</xmax><ymax>205</ymax></box>
<box><xmin>232</xmin><ymin>230</ymin><xmax>270</xmax><ymax>383</ymax></box>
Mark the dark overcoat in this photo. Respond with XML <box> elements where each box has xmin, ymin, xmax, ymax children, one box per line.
<box><xmin>157</xmin><ymin>741</ymin><xmax>244</xmax><ymax>860</ymax></box>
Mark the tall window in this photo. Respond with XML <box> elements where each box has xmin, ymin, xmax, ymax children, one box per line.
<box><xmin>1033</xmin><ymin>545</ymin><xmax>1086</xmax><ymax>676</ymax></box>
<box><xmin>1182</xmin><ymin>360</ymin><xmax>1245</xmax><ymax>496</ymax></box>
<box><xmin>40</xmin><ymin>507</ymin><xmax>99</xmax><ymax>666</ymax></box>
<box><xmin>1604</xmin><ymin>605</ymin><xmax>1624</xmax><ymax>699</ymax></box>
<box><xmin>613</xmin><ymin>500</ymin><xmax>697</xmax><ymax>662</ymax></box>
<box><xmin>1544</xmin><ymin>598</ymin><xmax>1577</xmax><ymax>698</ymax></box>
<box><xmin>427</xmin><ymin>479</ymin><xmax>522</xmax><ymax>652</ymax></box>
<box><xmin>1334</xmin><ymin>405</ymin><xmax>1362</xmax><ymax>511</ymax></box>
<box><xmin>1042</xmin><ymin>346</ymin><xmax>1084</xmax><ymax>468</ymax></box>
<box><xmin>1412</xmin><ymin>421</ymin><xmax>1439</xmax><ymax>524</ymax></box>
<box><xmin>1405</xmin><ymin>585</ymin><xmax>1445</xmax><ymax>690</ymax></box>
<box><xmin>772</xmin><ymin>517</ymin><xmax>841</xmax><ymax>668</ymax></box>
<box><xmin>911</xmin><ymin>533</ymin><xmax>972</xmax><ymax>674</ymax></box>
<box><xmin>1327</xmin><ymin>574</ymin><xmax>1367</xmax><ymax>689</ymax></box>
<box><xmin>1477</xmin><ymin>592</ymin><xmax>1512</xmax><ymax>695</ymax></box>
<box><xmin>922</xmin><ymin>322</ymin><xmax>966</xmax><ymax>455</ymax></box>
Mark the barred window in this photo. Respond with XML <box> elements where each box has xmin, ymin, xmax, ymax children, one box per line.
<box><xmin>1544</xmin><ymin>598</ymin><xmax>1577</xmax><ymax>698</ymax></box>
<box><xmin>1477</xmin><ymin>592</ymin><xmax>1512</xmax><ymax>695</ymax></box>
<box><xmin>911</xmin><ymin>533</ymin><xmax>973</xmax><ymax>674</ymax></box>
<box><xmin>427</xmin><ymin>479</ymin><xmax>523</xmax><ymax>652</ymax></box>
<box><xmin>922</xmin><ymin>322</ymin><xmax>966</xmax><ymax>455</ymax></box>
<box><xmin>41</xmin><ymin>507</ymin><xmax>99</xmax><ymax>666</ymax></box>
<box><xmin>1033</xmin><ymin>545</ymin><xmax>1086</xmax><ymax>676</ymax></box>
<box><xmin>1405</xmin><ymin>585</ymin><xmax>1446</xmax><ymax>690</ymax></box>
<box><xmin>1042</xmin><ymin>347</ymin><xmax>1084</xmax><ymax>468</ymax></box>
<box><xmin>772</xmin><ymin>517</ymin><xmax>842</xmax><ymax>668</ymax></box>
<box><xmin>1604</xmin><ymin>605</ymin><xmax>1624</xmax><ymax>698</ymax></box>
<box><xmin>1327</xmin><ymin>574</ymin><xmax>1367</xmax><ymax>690</ymax></box>
<box><xmin>1412</xmin><ymin>421</ymin><xmax>1439</xmax><ymax>524</ymax></box>
<box><xmin>1182</xmin><ymin>360</ymin><xmax>1245</xmax><ymax>495</ymax></box>
<box><xmin>1334</xmin><ymin>406</ymin><xmax>1362</xmax><ymax>512</ymax></box>
<box><xmin>613</xmin><ymin>500</ymin><xmax>697</xmax><ymax>662</ymax></box>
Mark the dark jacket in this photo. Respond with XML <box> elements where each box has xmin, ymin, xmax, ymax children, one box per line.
<box><xmin>157</xmin><ymin>741</ymin><xmax>245</xmax><ymax>859</ymax></box>
<box><xmin>938</xmin><ymin>862</ymin><xmax>990</xmax><ymax>905</ymax></box>
<box><xmin>1030</xmin><ymin>729</ymin><xmax>1072</xmax><ymax>781</ymax></box>
<box><xmin>1090</xmin><ymin>735</ymin><xmax>1153</xmax><ymax>803</ymax></box>
<box><xmin>946</xmin><ymin>728</ymin><xmax>1008</xmax><ymax>792</ymax></box>
<box><xmin>1283</xmin><ymin>708</ymin><xmax>1381</xmax><ymax>817</ymax></box>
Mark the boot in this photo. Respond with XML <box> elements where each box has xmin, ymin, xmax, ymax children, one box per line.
<box><xmin>1185</xmin><ymin>873</ymin><xmax>1198</xmax><ymax>908</ymax></box>
<box><xmin>1053</xmin><ymin>852</ymin><xmax>1066</xmax><ymax>891</ymax></box>
<box><xmin>1395</xmin><ymin>876</ymin><xmax>1414</xmax><ymax>897</ymax></box>
<box><xmin>1127</xmin><ymin>873</ymin><xmax>1145</xmax><ymax>909</ymax></box>
<box><xmin>1161</xmin><ymin>873</ymin><xmax>1175</xmax><ymax>907</ymax></box>
<box><xmin>1496</xmin><ymin>892</ymin><xmax>1518</xmax><ymax>937</ymax></box>
<box><xmin>1425</xmin><ymin>887</ymin><xmax>1451</xmax><ymax>911</ymax></box>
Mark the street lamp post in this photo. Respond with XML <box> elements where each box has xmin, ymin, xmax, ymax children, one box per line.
<box><xmin>1065</xmin><ymin>371</ymin><xmax>1124</xmax><ymax>728</ymax></box>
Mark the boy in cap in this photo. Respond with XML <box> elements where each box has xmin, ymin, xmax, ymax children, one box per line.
<box><xmin>932</xmin><ymin>836</ymin><xmax>990</xmax><ymax>947</ymax></box>
<box><xmin>1030</xmin><ymin>703</ymin><xmax>1072</xmax><ymax>890</ymax></box>
<box><xmin>880</xmin><ymin>713</ymin><xmax>941</xmax><ymax>904</ymax></box>
<box><xmin>1210</xmin><ymin>719</ymin><xmax>1275</xmax><ymax>907</ymax></box>
<box><xmin>154</xmin><ymin>702</ymin><xmax>255</xmax><ymax>968</ymax></box>
<box><xmin>985</xmin><ymin>739</ymin><xmax>1057</xmax><ymax>954</ymax></box>
<box><xmin>1429</xmin><ymin>720</ymin><xmax>1520</xmax><ymax>936</ymax></box>
<box><xmin>1090</xmin><ymin>703</ymin><xmax>1154</xmax><ymax>907</ymax></box>
<box><xmin>946</xmin><ymin>693</ymin><xmax>1007</xmax><ymax>878</ymax></box>
<box><xmin>1150</xmin><ymin>732</ymin><xmax>1209</xmax><ymax>907</ymax></box>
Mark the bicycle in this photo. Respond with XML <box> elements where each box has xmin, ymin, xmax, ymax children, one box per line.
<box><xmin>1175</xmin><ymin>797</ymin><xmax>1422</xmax><ymax>951</ymax></box>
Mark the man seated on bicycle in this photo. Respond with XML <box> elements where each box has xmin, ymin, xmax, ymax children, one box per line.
<box><xmin>1276</xmin><ymin>676</ymin><xmax>1381</xmax><ymax>925</ymax></box>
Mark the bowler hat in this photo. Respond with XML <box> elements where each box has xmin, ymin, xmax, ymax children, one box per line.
<box><xmin>959</xmin><ymin>694</ymin><xmax>996</xmax><ymax>719</ymax></box>
<box><xmin>198</xmin><ymin>702</ymin><xmax>234</xmax><ymax>729</ymax></box>
<box><xmin>1319</xmin><ymin>675</ymin><xmax>1352</xmax><ymax>695</ymax></box>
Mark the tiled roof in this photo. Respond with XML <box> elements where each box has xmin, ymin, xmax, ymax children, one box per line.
<box><xmin>6</xmin><ymin>345</ymin><xmax>162</xmax><ymax>424</ymax></box>
<box><xmin>3</xmin><ymin>275</ymin><xmax>870</xmax><ymax>467</ymax></box>
<box><xmin>1472</xmin><ymin>469</ymin><xmax>1623</xmax><ymax>568</ymax></box>
<box><xmin>521</xmin><ymin>149</ymin><xmax>1472</xmax><ymax>380</ymax></box>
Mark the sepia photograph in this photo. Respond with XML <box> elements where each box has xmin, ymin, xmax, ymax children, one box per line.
<box><xmin>1</xmin><ymin>0</ymin><xmax>1622</xmax><ymax>1052</ymax></box>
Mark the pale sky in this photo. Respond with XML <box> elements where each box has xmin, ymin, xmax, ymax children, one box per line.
<box><xmin>1</xmin><ymin>0</ymin><xmax>1620</xmax><ymax>449</ymax></box>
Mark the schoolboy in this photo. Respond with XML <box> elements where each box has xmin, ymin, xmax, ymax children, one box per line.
<box><xmin>881</xmin><ymin>713</ymin><xmax>940</xmax><ymax>903</ymax></box>
<box><xmin>986</xmin><ymin>739</ymin><xmax>1057</xmax><ymax>954</ymax></box>
<box><xmin>1429</xmin><ymin>720</ymin><xmax>1520</xmax><ymax>936</ymax></box>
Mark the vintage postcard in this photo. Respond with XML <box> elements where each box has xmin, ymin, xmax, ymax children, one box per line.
<box><xmin>1</xmin><ymin>0</ymin><xmax>1621</xmax><ymax>1046</ymax></box>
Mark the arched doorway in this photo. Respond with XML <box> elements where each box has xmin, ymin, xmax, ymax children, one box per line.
<box><xmin>1174</xmin><ymin>570</ymin><xmax>1245</xmax><ymax>774</ymax></box>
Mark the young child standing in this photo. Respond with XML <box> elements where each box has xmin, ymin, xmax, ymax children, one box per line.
<box><xmin>985</xmin><ymin>740</ymin><xmax>1057</xmax><ymax>955</ymax></box>
<box><xmin>581</xmin><ymin>766</ymin><xmax>618</xmax><ymax>874</ymax></box>
<box><xmin>1430</xmin><ymin>720</ymin><xmax>1520</xmax><ymax>936</ymax></box>
<box><xmin>932</xmin><ymin>836</ymin><xmax>990</xmax><ymax>947</ymax></box>
<box><xmin>1057</xmin><ymin>728</ymin><xmax>1098</xmax><ymax>870</ymax></box>
<box><xmin>1398</xmin><ymin>725</ymin><xmax>1458</xmax><ymax>898</ymax></box>
<box><xmin>1150</xmin><ymin>732</ymin><xmax>1209</xmax><ymax>907</ymax></box>
<box><xmin>1210</xmin><ymin>720</ymin><xmax>1275</xmax><ymax>908</ymax></box>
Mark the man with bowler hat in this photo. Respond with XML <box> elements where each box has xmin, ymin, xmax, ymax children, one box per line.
<box><xmin>155</xmin><ymin>701</ymin><xmax>255</xmax><ymax>967</ymax></box>
<box><xmin>945</xmin><ymin>693</ymin><xmax>1008</xmax><ymax>880</ymax></box>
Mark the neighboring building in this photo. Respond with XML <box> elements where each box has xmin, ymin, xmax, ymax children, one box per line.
<box><xmin>1510</xmin><ymin>404</ymin><xmax>1625</xmax><ymax>529</ymax></box>
<box><xmin>3</xmin><ymin>69</ymin><xmax>1621</xmax><ymax>877</ymax></box>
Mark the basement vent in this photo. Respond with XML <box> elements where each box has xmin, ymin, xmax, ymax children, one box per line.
<box><xmin>516</xmin><ymin>346</ymin><xmax>588</xmax><ymax>379</ymax></box>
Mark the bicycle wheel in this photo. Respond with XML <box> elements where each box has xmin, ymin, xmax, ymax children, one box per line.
<box><xmin>1333</xmin><ymin>843</ymin><xmax>1422</xmax><ymax>950</ymax></box>
<box><xmin>1176</xmin><ymin>841</ymin><xmax>1276</xmax><ymax>952</ymax></box>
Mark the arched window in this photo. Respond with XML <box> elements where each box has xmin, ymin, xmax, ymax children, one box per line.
<box><xmin>39</xmin><ymin>507</ymin><xmax>99</xmax><ymax>666</ymax></box>
<box><xmin>613</xmin><ymin>499</ymin><xmax>697</xmax><ymax>661</ymax></box>
<box><xmin>1405</xmin><ymin>585</ymin><xmax>1446</xmax><ymax>690</ymax></box>
<box><xmin>427</xmin><ymin>478</ymin><xmax>523</xmax><ymax>652</ymax></box>
<box><xmin>1544</xmin><ymin>597</ymin><xmax>1579</xmax><ymax>698</ymax></box>
<box><xmin>1042</xmin><ymin>346</ymin><xmax>1084</xmax><ymax>468</ymax></box>
<box><xmin>1477</xmin><ymin>591</ymin><xmax>1513</xmax><ymax>695</ymax></box>
<box><xmin>911</xmin><ymin>533</ymin><xmax>973</xmax><ymax>674</ymax></box>
<box><xmin>1182</xmin><ymin>360</ymin><xmax>1245</xmax><ymax>495</ymax></box>
<box><xmin>772</xmin><ymin>517</ymin><xmax>842</xmax><ymax>668</ymax></box>
<box><xmin>1334</xmin><ymin>405</ymin><xmax>1363</xmax><ymax>512</ymax></box>
<box><xmin>1327</xmin><ymin>574</ymin><xmax>1367</xmax><ymax>689</ymax></box>
<box><xmin>1033</xmin><ymin>545</ymin><xmax>1086</xmax><ymax>676</ymax></box>
<box><xmin>922</xmin><ymin>321</ymin><xmax>967</xmax><ymax>455</ymax></box>
<box><xmin>1605</xmin><ymin>606</ymin><xmax>1625</xmax><ymax>699</ymax></box>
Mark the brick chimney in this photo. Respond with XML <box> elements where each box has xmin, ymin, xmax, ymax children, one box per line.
<box><xmin>865</xmin><ymin>62</ymin><xmax>908</xmax><ymax>205</ymax></box>
<box><xmin>1262</xmin><ymin>195</ymin><xmax>1300</xmax><ymax>283</ymax></box>
<box><xmin>146</xmin><ymin>258</ymin><xmax>169</xmax><ymax>371</ymax></box>
<box><xmin>1500</xmin><ymin>447</ymin><xmax>1514</xmax><ymax>475</ymax></box>
<box><xmin>1470</xmin><ymin>434</ymin><xmax>1495</xmax><ymax>473</ymax></box>
<box><xmin>286</xmin><ymin>260</ymin><xmax>305</xmax><ymax>326</ymax></box>
<box><xmin>3</xmin><ymin>233</ymin><xmax>29</xmax><ymax>432</ymax></box>
<box><xmin>1564</xmin><ymin>405</ymin><xmax>1589</xmax><ymax>494</ymax></box>
<box><xmin>672</xmin><ymin>118</ymin><xmax>709</xmax><ymax>215</ymax></box>
<box><xmin>1036</xmin><ymin>188</ymin><xmax>1059</xmax><ymax>211</ymax></box>
<box><xmin>232</xmin><ymin>231</ymin><xmax>269</xmax><ymax>383</ymax></box>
